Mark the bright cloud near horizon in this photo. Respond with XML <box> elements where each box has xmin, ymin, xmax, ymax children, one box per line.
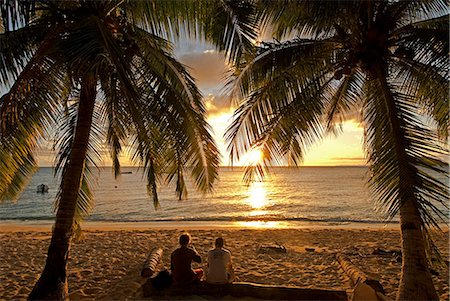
<box><xmin>174</xmin><ymin>39</ymin><xmax>365</xmax><ymax>167</ymax></box>
<box><xmin>35</xmin><ymin>38</ymin><xmax>366</xmax><ymax>167</ymax></box>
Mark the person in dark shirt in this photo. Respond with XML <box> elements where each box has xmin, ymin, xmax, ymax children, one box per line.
<box><xmin>170</xmin><ymin>233</ymin><xmax>203</xmax><ymax>283</ymax></box>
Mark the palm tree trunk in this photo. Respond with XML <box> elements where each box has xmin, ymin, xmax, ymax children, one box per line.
<box><xmin>374</xmin><ymin>66</ymin><xmax>438</xmax><ymax>301</ymax></box>
<box><xmin>29</xmin><ymin>74</ymin><xmax>97</xmax><ymax>300</ymax></box>
<box><xmin>397</xmin><ymin>200</ymin><xmax>438</xmax><ymax>301</ymax></box>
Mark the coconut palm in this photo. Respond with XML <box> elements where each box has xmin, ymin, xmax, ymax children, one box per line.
<box><xmin>227</xmin><ymin>1</ymin><xmax>448</xmax><ymax>300</ymax></box>
<box><xmin>0</xmin><ymin>0</ymin><xmax>257</xmax><ymax>298</ymax></box>
<box><xmin>0</xmin><ymin>0</ymin><xmax>258</xmax><ymax>297</ymax></box>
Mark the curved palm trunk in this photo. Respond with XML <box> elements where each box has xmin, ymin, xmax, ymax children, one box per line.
<box><xmin>29</xmin><ymin>74</ymin><xmax>97</xmax><ymax>300</ymax></box>
<box><xmin>398</xmin><ymin>200</ymin><xmax>438</xmax><ymax>300</ymax></box>
<box><xmin>375</xmin><ymin>66</ymin><xmax>438</xmax><ymax>301</ymax></box>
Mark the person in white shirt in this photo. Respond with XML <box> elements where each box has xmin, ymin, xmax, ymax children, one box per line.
<box><xmin>206</xmin><ymin>237</ymin><xmax>234</xmax><ymax>284</ymax></box>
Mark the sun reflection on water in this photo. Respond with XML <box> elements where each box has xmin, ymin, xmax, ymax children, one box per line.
<box><xmin>247</xmin><ymin>182</ymin><xmax>267</xmax><ymax>210</ymax></box>
<box><xmin>234</xmin><ymin>221</ymin><xmax>290</xmax><ymax>229</ymax></box>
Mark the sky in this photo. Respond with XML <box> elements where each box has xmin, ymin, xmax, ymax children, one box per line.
<box><xmin>172</xmin><ymin>38</ymin><xmax>366</xmax><ymax>166</ymax></box>
<box><xmin>35</xmin><ymin>37</ymin><xmax>366</xmax><ymax>167</ymax></box>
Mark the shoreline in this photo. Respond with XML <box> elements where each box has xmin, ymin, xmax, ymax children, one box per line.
<box><xmin>0</xmin><ymin>220</ymin><xmax>411</xmax><ymax>232</ymax></box>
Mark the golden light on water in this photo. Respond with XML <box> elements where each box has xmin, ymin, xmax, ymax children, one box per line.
<box><xmin>234</xmin><ymin>221</ymin><xmax>290</xmax><ymax>229</ymax></box>
<box><xmin>247</xmin><ymin>182</ymin><xmax>267</xmax><ymax>210</ymax></box>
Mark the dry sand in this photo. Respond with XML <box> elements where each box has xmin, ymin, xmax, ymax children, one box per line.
<box><xmin>0</xmin><ymin>224</ymin><xmax>448</xmax><ymax>300</ymax></box>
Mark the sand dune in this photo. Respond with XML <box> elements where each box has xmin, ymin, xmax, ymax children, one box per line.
<box><xmin>0</xmin><ymin>226</ymin><xmax>448</xmax><ymax>300</ymax></box>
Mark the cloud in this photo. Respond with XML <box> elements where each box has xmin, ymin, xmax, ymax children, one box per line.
<box><xmin>205</xmin><ymin>94</ymin><xmax>234</xmax><ymax>117</ymax></box>
<box><xmin>178</xmin><ymin>51</ymin><xmax>231</xmax><ymax>91</ymax></box>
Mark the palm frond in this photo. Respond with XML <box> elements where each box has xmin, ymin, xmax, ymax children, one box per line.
<box><xmin>363</xmin><ymin>71</ymin><xmax>448</xmax><ymax>229</ymax></box>
<box><xmin>227</xmin><ymin>37</ymin><xmax>339</xmax><ymax>166</ymax></box>
<box><xmin>127</xmin><ymin>0</ymin><xmax>258</xmax><ymax>67</ymax></box>
<box><xmin>390</xmin><ymin>57</ymin><xmax>449</xmax><ymax>140</ymax></box>
<box><xmin>205</xmin><ymin>0</ymin><xmax>258</xmax><ymax>65</ymax></box>
<box><xmin>0</xmin><ymin>22</ymin><xmax>49</xmax><ymax>86</ymax></box>
<box><xmin>0</xmin><ymin>0</ymin><xmax>34</xmax><ymax>31</ymax></box>
<box><xmin>165</xmin><ymin>148</ymin><xmax>188</xmax><ymax>201</ymax></box>
<box><xmin>145</xmin><ymin>157</ymin><xmax>160</xmax><ymax>209</ymax></box>
<box><xmin>390</xmin><ymin>0</ymin><xmax>449</xmax><ymax>26</ymax></box>
<box><xmin>98</xmin><ymin>73</ymin><xmax>132</xmax><ymax>178</ymax></box>
<box><xmin>0</xmin><ymin>135</ymin><xmax>37</xmax><ymax>201</ymax></box>
<box><xmin>231</xmin><ymin>38</ymin><xmax>339</xmax><ymax>101</ymax></box>
<box><xmin>325</xmin><ymin>69</ymin><xmax>365</xmax><ymax>132</ymax></box>
<box><xmin>391</xmin><ymin>17</ymin><xmax>449</xmax><ymax>69</ymax></box>
<box><xmin>260</xmin><ymin>0</ymin><xmax>364</xmax><ymax>39</ymax></box>
<box><xmin>130</xmin><ymin>28</ymin><xmax>220</xmax><ymax>193</ymax></box>
<box><xmin>125</xmin><ymin>0</ymin><xmax>198</xmax><ymax>40</ymax></box>
<box><xmin>0</xmin><ymin>45</ymin><xmax>70</xmax><ymax>202</ymax></box>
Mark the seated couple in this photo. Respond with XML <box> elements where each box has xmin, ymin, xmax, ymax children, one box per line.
<box><xmin>171</xmin><ymin>233</ymin><xmax>234</xmax><ymax>284</ymax></box>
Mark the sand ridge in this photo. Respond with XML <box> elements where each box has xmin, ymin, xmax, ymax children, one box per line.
<box><xmin>0</xmin><ymin>228</ymin><xmax>448</xmax><ymax>300</ymax></box>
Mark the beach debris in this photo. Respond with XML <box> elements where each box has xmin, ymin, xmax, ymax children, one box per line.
<box><xmin>141</xmin><ymin>247</ymin><xmax>163</xmax><ymax>278</ymax></box>
<box><xmin>371</xmin><ymin>248</ymin><xmax>401</xmax><ymax>257</ymax></box>
<box><xmin>258</xmin><ymin>244</ymin><xmax>287</xmax><ymax>254</ymax></box>
<box><xmin>336</xmin><ymin>253</ymin><xmax>389</xmax><ymax>301</ymax></box>
<box><xmin>371</xmin><ymin>248</ymin><xmax>402</xmax><ymax>262</ymax></box>
<box><xmin>143</xmin><ymin>280</ymin><xmax>348</xmax><ymax>300</ymax></box>
<box><xmin>150</xmin><ymin>269</ymin><xmax>172</xmax><ymax>289</ymax></box>
<box><xmin>36</xmin><ymin>184</ymin><xmax>49</xmax><ymax>193</ymax></box>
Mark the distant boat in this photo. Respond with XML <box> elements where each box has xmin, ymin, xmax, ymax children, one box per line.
<box><xmin>37</xmin><ymin>184</ymin><xmax>49</xmax><ymax>193</ymax></box>
<box><xmin>120</xmin><ymin>171</ymin><xmax>132</xmax><ymax>174</ymax></box>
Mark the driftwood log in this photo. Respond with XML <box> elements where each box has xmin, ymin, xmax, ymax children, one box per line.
<box><xmin>258</xmin><ymin>244</ymin><xmax>287</xmax><ymax>254</ymax></box>
<box><xmin>336</xmin><ymin>254</ymin><xmax>390</xmax><ymax>301</ymax></box>
<box><xmin>141</xmin><ymin>247</ymin><xmax>163</xmax><ymax>278</ymax></box>
<box><xmin>143</xmin><ymin>280</ymin><xmax>347</xmax><ymax>300</ymax></box>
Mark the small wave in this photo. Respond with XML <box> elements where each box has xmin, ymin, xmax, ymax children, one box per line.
<box><xmin>0</xmin><ymin>215</ymin><xmax>397</xmax><ymax>224</ymax></box>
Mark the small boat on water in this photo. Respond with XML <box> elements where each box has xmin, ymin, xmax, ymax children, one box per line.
<box><xmin>37</xmin><ymin>184</ymin><xmax>49</xmax><ymax>193</ymax></box>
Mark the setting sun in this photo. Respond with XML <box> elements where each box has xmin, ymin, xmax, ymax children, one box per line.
<box><xmin>240</xmin><ymin>148</ymin><xmax>264</xmax><ymax>166</ymax></box>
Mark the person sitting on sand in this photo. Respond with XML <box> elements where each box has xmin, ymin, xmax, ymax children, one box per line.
<box><xmin>170</xmin><ymin>233</ymin><xmax>203</xmax><ymax>283</ymax></box>
<box><xmin>206</xmin><ymin>237</ymin><xmax>234</xmax><ymax>284</ymax></box>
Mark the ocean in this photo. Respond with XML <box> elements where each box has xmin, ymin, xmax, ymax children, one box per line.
<box><xmin>0</xmin><ymin>167</ymin><xmax>447</xmax><ymax>227</ymax></box>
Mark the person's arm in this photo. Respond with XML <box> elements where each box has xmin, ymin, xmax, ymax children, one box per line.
<box><xmin>191</xmin><ymin>246</ymin><xmax>202</xmax><ymax>263</ymax></box>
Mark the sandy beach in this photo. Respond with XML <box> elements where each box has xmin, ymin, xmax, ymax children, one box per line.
<box><xmin>0</xmin><ymin>224</ymin><xmax>448</xmax><ymax>300</ymax></box>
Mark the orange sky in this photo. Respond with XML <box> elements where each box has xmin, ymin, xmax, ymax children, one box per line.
<box><xmin>175</xmin><ymin>40</ymin><xmax>366</xmax><ymax>167</ymax></box>
<box><xmin>35</xmin><ymin>39</ymin><xmax>366</xmax><ymax>167</ymax></box>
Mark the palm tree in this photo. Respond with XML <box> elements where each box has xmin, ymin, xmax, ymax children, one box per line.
<box><xmin>226</xmin><ymin>1</ymin><xmax>448</xmax><ymax>300</ymax></box>
<box><xmin>0</xmin><ymin>0</ymin><xmax>247</xmax><ymax>298</ymax></box>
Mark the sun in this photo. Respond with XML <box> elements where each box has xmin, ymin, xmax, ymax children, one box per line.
<box><xmin>241</xmin><ymin>148</ymin><xmax>264</xmax><ymax>166</ymax></box>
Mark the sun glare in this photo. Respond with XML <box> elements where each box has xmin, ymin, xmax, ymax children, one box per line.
<box><xmin>241</xmin><ymin>148</ymin><xmax>264</xmax><ymax>166</ymax></box>
<box><xmin>247</xmin><ymin>182</ymin><xmax>266</xmax><ymax>209</ymax></box>
<box><xmin>234</xmin><ymin>221</ymin><xmax>290</xmax><ymax>229</ymax></box>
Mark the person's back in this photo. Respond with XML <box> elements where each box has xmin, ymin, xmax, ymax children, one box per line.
<box><xmin>171</xmin><ymin>233</ymin><xmax>202</xmax><ymax>283</ymax></box>
<box><xmin>206</xmin><ymin>237</ymin><xmax>233</xmax><ymax>284</ymax></box>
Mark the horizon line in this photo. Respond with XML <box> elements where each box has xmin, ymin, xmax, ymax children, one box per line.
<box><xmin>36</xmin><ymin>164</ymin><xmax>368</xmax><ymax>168</ymax></box>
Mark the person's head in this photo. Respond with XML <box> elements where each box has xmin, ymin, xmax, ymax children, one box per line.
<box><xmin>179</xmin><ymin>233</ymin><xmax>191</xmax><ymax>246</ymax></box>
<box><xmin>215</xmin><ymin>237</ymin><xmax>224</xmax><ymax>248</ymax></box>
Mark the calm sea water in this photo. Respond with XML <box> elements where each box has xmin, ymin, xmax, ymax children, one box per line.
<box><xmin>0</xmin><ymin>167</ymin><xmax>447</xmax><ymax>226</ymax></box>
